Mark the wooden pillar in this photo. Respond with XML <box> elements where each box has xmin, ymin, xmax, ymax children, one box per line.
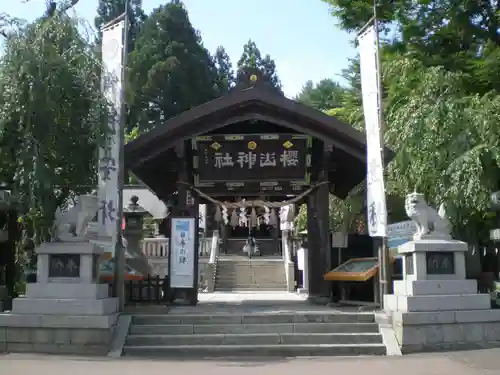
<box><xmin>188</xmin><ymin>191</ymin><xmax>199</xmax><ymax>305</ymax></box>
<box><xmin>173</xmin><ymin>142</ymin><xmax>198</xmax><ymax>305</ymax></box>
<box><xmin>307</xmin><ymin>146</ymin><xmax>331</xmax><ymax>303</ymax></box>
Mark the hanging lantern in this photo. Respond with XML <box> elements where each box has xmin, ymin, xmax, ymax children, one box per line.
<box><xmin>230</xmin><ymin>208</ymin><xmax>239</xmax><ymax>228</ymax></box>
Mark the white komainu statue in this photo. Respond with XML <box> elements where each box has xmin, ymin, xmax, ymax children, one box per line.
<box><xmin>53</xmin><ymin>195</ymin><xmax>98</xmax><ymax>242</ymax></box>
<box><xmin>405</xmin><ymin>192</ymin><xmax>452</xmax><ymax>241</ymax></box>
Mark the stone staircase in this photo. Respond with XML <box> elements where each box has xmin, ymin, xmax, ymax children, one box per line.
<box><xmin>123</xmin><ymin>310</ymin><xmax>386</xmax><ymax>357</ymax></box>
<box><xmin>214</xmin><ymin>256</ymin><xmax>287</xmax><ymax>291</ymax></box>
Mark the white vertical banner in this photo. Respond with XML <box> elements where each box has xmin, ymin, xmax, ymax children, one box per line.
<box><xmin>170</xmin><ymin>217</ymin><xmax>196</xmax><ymax>288</ymax></box>
<box><xmin>358</xmin><ymin>24</ymin><xmax>388</xmax><ymax>237</ymax></box>
<box><xmin>97</xmin><ymin>21</ymin><xmax>125</xmax><ymax>254</ymax></box>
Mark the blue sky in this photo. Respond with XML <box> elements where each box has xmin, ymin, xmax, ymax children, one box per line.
<box><xmin>4</xmin><ymin>0</ymin><xmax>357</xmax><ymax>97</ymax></box>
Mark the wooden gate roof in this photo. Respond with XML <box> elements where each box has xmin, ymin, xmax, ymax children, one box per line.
<box><xmin>125</xmin><ymin>83</ymin><xmax>394</xmax><ymax>201</ymax></box>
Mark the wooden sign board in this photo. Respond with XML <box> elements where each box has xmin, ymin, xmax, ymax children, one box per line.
<box><xmin>192</xmin><ymin>133</ymin><xmax>312</xmax><ymax>195</ymax></box>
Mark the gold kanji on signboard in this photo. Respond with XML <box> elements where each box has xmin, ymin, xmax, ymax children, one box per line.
<box><xmin>247</xmin><ymin>141</ymin><xmax>257</xmax><ymax>150</ymax></box>
<box><xmin>283</xmin><ymin>140</ymin><xmax>294</xmax><ymax>149</ymax></box>
<box><xmin>210</xmin><ymin>142</ymin><xmax>221</xmax><ymax>151</ymax></box>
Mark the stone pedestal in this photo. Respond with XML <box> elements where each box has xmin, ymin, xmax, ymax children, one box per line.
<box><xmin>384</xmin><ymin>239</ymin><xmax>500</xmax><ymax>353</ymax></box>
<box><xmin>0</xmin><ymin>241</ymin><xmax>118</xmax><ymax>355</ymax></box>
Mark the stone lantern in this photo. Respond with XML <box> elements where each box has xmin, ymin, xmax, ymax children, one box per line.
<box><xmin>123</xmin><ymin>195</ymin><xmax>151</xmax><ymax>276</ymax></box>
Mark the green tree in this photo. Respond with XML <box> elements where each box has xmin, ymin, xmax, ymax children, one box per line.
<box><xmin>321</xmin><ymin>0</ymin><xmax>500</xmax><ymax>94</ymax></box>
<box><xmin>384</xmin><ymin>57</ymin><xmax>500</xmax><ymax>243</ymax></box>
<box><xmin>237</xmin><ymin>40</ymin><xmax>282</xmax><ymax>91</ymax></box>
<box><xmin>0</xmin><ymin>11</ymin><xmax>109</xmax><ymax>243</ymax></box>
<box><xmin>127</xmin><ymin>0</ymin><xmax>219</xmax><ymax>131</ymax></box>
<box><xmin>296</xmin><ymin>79</ymin><xmax>346</xmax><ymax>111</ymax></box>
<box><xmin>213</xmin><ymin>46</ymin><xmax>234</xmax><ymax>95</ymax></box>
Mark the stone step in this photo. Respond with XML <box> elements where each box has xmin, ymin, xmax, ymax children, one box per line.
<box><xmin>130</xmin><ymin>322</ymin><xmax>380</xmax><ymax>335</ymax></box>
<box><xmin>217</xmin><ymin>265</ymin><xmax>283</xmax><ymax>269</ymax></box>
<box><xmin>215</xmin><ymin>278</ymin><xmax>286</xmax><ymax>283</ymax></box>
<box><xmin>123</xmin><ymin>343</ymin><xmax>386</xmax><ymax>357</ymax></box>
<box><xmin>215</xmin><ymin>274</ymin><xmax>286</xmax><ymax>279</ymax></box>
<box><xmin>217</xmin><ymin>262</ymin><xmax>283</xmax><ymax>266</ymax></box>
<box><xmin>132</xmin><ymin>312</ymin><xmax>375</xmax><ymax>326</ymax></box>
<box><xmin>126</xmin><ymin>332</ymin><xmax>383</xmax><ymax>346</ymax></box>
<box><xmin>215</xmin><ymin>280</ymin><xmax>286</xmax><ymax>285</ymax></box>
<box><xmin>215</xmin><ymin>285</ymin><xmax>286</xmax><ymax>288</ymax></box>
<box><xmin>215</xmin><ymin>275</ymin><xmax>286</xmax><ymax>280</ymax></box>
<box><xmin>214</xmin><ymin>287</ymin><xmax>288</xmax><ymax>292</ymax></box>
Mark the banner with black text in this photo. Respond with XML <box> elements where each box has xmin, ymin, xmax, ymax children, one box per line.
<box><xmin>358</xmin><ymin>24</ymin><xmax>388</xmax><ymax>237</ymax></box>
<box><xmin>95</xmin><ymin>20</ymin><xmax>125</xmax><ymax>252</ymax></box>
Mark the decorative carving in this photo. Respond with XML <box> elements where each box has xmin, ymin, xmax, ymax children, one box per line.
<box><xmin>48</xmin><ymin>254</ymin><xmax>80</xmax><ymax>278</ymax></box>
<box><xmin>426</xmin><ymin>252</ymin><xmax>455</xmax><ymax>274</ymax></box>
<box><xmin>405</xmin><ymin>192</ymin><xmax>451</xmax><ymax>241</ymax></box>
<box><xmin>53</xmin><ymin>195</ymin><xmax>98</xmax><ymax>242</ymax></box>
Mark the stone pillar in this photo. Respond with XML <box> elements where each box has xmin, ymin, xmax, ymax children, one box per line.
<box><xmin>123</xmin><ymin>196</ymin><xmax>151</xmax><ymax>276</ymax></box>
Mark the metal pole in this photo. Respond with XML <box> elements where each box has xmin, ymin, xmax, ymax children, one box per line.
<box><xmin>113</xmin><ymin>0</ymin><xmax>130</xmax><ymax>311</ymax></box>
<box><xmin>372</xmin><ymin>0</ymin><xmax>392</xmax><ymax>302</ymax></box>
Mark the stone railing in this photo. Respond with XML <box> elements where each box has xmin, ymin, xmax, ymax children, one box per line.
<box><xmin>199</xmin><ymin>237</ymin><xmax>211</xmax><ymax>257</ymax></box>
<box><xmin>141</xmin><ymin>236</ymin><xmax>215</xmax><ymax>292</ymax></box>
<box><xmin>141</xmin><ymin>237</ymin><xmax>169</xmax><ymax>258</ymax></box>
<box><xmin>141</xmin><ymin>237</ymin><xmax>212</xmax><ymax>258</ymax></box>
<box><xmin>204</xmin><ymin>230</ymin><xmax>220</xmax><ymax>292</ymax></box>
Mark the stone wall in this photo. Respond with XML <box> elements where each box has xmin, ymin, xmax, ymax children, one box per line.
<box><xmin>391</xmin><ymin>310</ymin><xmax>500</xmax><ymax>353</ymax></box>
<box><xmin>0</xmin><ymin>314</ymin><xmax>117</xmax><ymax>355</ymax></box>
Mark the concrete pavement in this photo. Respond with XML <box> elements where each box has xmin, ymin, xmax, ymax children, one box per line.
<box><xmin>2</xmin><ymin>350</ymin><xmax>500</xmax><ymax>375</ymax></box>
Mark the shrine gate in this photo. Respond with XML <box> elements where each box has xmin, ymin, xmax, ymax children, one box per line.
<box><xmin>124</xmin><ymin>70</ymin><xmax>393</xmax><ymax>304</ymax></box>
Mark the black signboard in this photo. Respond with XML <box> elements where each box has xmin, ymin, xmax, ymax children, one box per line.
<box><xmin>426</xmin><ymin>252</ymin><xmax>455</xmax><ymax>275</ymax></box>
<box><xmin>192</xmin><ymin>134</ymin><xmax>312</xmax><ymax>195</ymax></box>
<box><xmin>48</xmin><ymin>254</ymin><xmax>81</xmax><ymax>278</ymax></box>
